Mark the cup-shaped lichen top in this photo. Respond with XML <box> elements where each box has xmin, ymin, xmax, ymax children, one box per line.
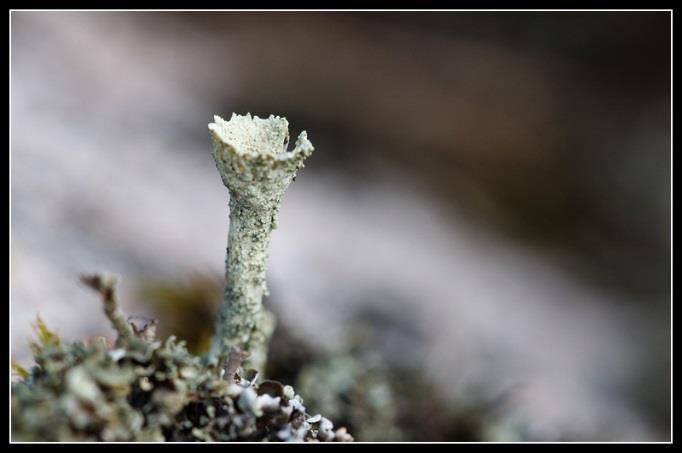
<box><xmin>209</xmin><ymin>113</ymin><xmax>314</xmax><ymax>210</ymax></box>
<box><xmin>207</xmin><ymin>113</ymin><xmax>314</xmax><ymax>369</ymax></box>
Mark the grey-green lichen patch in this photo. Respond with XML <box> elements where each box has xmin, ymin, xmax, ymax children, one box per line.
<box><xmin>11</xmin><ymin>114</ymin><xmax>339</xmax><ymax>442</ymax></box>
<box><xmin>297</xmin><ymin>353</ymin><xmax>403</xmax><ymax>442</ymax></box>
<box><xmin>207</xmin><ymin>113</ymin><xmax>314</xmax><ymax>371</ymax></box>
<box><xmin>11</xmin><ymin>274</ymin><xmax>352</xmax><ymax>442</ymax></box>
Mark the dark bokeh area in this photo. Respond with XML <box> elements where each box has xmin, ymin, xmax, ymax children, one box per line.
<box><xmin>191</xmin><ymin>11</ymin><xmax>671</xmax><ymax>298</ymax></box>
<box><xmin>10</xmin><ymin>11</ymin><xmax>670</xmax><ymax>441</ymax></box>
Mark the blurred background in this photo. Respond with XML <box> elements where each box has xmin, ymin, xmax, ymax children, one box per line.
<box><xmin>10</xmin><ymin>11</ymin><xmax>670</xmax><ymax>441</ymax></box>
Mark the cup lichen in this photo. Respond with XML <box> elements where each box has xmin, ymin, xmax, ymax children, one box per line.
<box><xmin>11</xmin><ymin>114</ymin><xmax>353</xmax><ymax>442</ymax></box>
<box><xmin>206</xmin><ymin>113</ymin><xmax>314</xmax><ymax>372</ymax></box>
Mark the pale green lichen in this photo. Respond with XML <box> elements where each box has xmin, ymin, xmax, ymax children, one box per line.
<box><xmin>81</xmin><ymin>274</ymin><xmax>137</xmax><ymax>346</ymax></box>
<box><xmin>11</xmin><ymin>273</ymin><xmax>352</xmax><ymax>442</ymax></box>
<box><xmin>297</xmin><ymin>353</ymin><xmax>403</xmax><ymax>441</ymax></box>
<box><xmin>206</xmin><ymin>113</ymin><xmax>314</xmax><ymax>371</ymax></box>
<box><xmin>11</xmin><ymin>114</ymin><xmax>355</xmax><ymax>442</ymax></box>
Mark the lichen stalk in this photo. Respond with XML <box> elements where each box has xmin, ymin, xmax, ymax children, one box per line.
<box><xmin>206</xmin><ymin>113</ymin><xmax>314</xmax><ymax>371</ymax></box>
<box><xmin>80</xmin><ymin>273</ymin><xmax>137</xmax><ymax>346</ymax></box>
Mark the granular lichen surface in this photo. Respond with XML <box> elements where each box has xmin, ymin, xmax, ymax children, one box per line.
<box><xmin>207</xmin><ymin>114</ymin><xmax>314</xmax><ymax>371</ymax></box>
<box><xmin>11</xmin><ymin>114</ymin><xmax>351</xmax><ymax>442</ymax></box>
<box><xmin>11</xmin><ymin>274</ymin><xmax>352</xmax><ymax>442</ymax></box>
